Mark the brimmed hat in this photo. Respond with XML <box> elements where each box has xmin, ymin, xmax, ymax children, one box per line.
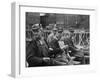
<box><xmin>53</xmin><ymin>27</ymin><xmax>57</xmax><ymax>31</ymax></box>
<box><xmin>32</xmin><ymin>24</ymin><xmax>40</xmax><ymax>32</ymax></box>
<box><xmin>69</xmin><ymin>28</ymin><xmax>74</xmax><ymax>33</ymax></box>
<box><xmin>58</xmin><ymin>27</ymin><xmax>63</xmax><ymax>33</ymax></box>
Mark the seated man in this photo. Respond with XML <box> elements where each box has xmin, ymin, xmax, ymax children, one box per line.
<box><xmin>49</xmin><ymin>30</ymin><xmax>69</xmax><ymax>65</ymax></box>
<box><xmin>47</xmin><ymin>27</ymin><xmax>57</xmax><ymax>45</ymax></box>
<box><xmin>26</xmin><ymin>24</ymin><xmax>56</xmax><ymax>67</ymax></box>
<box><xmin>26</xmin><ymin>24</ymin><xmax>67</xmax><ymax>67</ymax></box>
<box><xmin>63</xmin><ymin>29</ymin><xmax>84</xmax><ymax>64</ymax></box>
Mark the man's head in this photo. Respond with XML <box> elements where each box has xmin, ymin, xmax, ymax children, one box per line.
<box><xmin>52</xmin><ymin>27</ymin><xmax>57</xmax><ymax>35</ymax></box>
<box><xmin>58</xmin><ymin>27</ymin><xmax>63</xmax><ymax>34</ymax></box>
<box><xmin>56</xmin><ymin>33</ymin><xmax>62</xmax><ymax>40</ymax></box>
<box><xmin>69</xmin><ymin>29</ymin><xmax>74</xmax><ymax>38</ymax></box>
<box><xmin>65</xmin><ymin>33</ymin><xmax>70</xmax><ymax>39</ymax></box>
<box><xmin>32</xmin><ymin>24</ymin><xmax>41</xmax><ymax>40</ymax></box>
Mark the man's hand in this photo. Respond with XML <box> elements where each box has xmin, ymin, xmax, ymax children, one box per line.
<box><xmin>49</xmin><ymin>48</ymin><xmax>53</xmax><ymax>51</ymax></box>
<box><xmin>62</xmin><ymin>45</ymin><xmax>68</xmax><ymax>50</ymax></box>
<box><xmin>43</xmin><ymin>57</ymin><xmax>50</xmax><ymax>63</ymax></box>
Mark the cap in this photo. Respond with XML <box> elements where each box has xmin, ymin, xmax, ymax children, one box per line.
<box><xmin>58</xmin><ymin>27</ymin><xmax>63</xmax><ymax>33</ymax></box>
<box><xmin>53</xmin><ymin>27</ymin><xmax>57</xmax><ymax>31</ymax></box>
<box><xmin>69</xmin><ymin>28</ymin><xmax>74</xmax><ymax>33</ymax></box>
<box><xmin>32</xmin><ymin>24</ymin><xmax>40</xmax><ymax>32</ymax></box>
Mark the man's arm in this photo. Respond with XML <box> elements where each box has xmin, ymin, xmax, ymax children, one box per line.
<box><xmin>26</xmin><ymin>41</ymin><xmax>43</xmax><ymax>66</ymax></box>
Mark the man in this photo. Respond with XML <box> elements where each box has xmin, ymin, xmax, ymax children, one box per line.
<box><xmin>64</xmin><ymin>29</ymin><xmax>84</xmax><ymax>64</ymax></box>
<box><xmin>64</xmin><ymin>30</ymin><xmax>77</xmax><ymax>56</ymax></box>
<box><xmin>26</xmin><ymin>24</ymin><xmax>52</xmax><ymax>67</ymax></box>
<box><xmin>49</xmin><ymin>27</ymin><xmax>64</xmax><ymax>57</ymax></box>
<box><xmin>49</xmin><ymin>28</ymin><xmax>69</xmax><ymax>64</ymax></box>
<box><xmin>47</xmin><ymin>27</ymin><xmax>57</xmax><ymax>44</ymax></box>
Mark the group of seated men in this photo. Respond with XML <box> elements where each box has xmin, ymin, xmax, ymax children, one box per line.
<box><xmin>26</xmin><ymin>24</ymin><xmax>84</xmax><ymax>67</ymax></box>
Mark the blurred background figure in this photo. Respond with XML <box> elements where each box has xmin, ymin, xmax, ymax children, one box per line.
<box><xmin>47</xmin><ymin>27</ymin><xmax>58</xmax><ymax>45</ymax></box>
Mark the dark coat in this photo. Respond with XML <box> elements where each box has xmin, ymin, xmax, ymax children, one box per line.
<box><xmin>26</xmin><ymin>39</ymin><xmax>50</xmax><ymax>67</ymax></box>
<box><xmin>49</xmin><ymin>39</ymin><xmax>63</xmax><ymax>57</ymax></box>
<box><xmin>26</xmin><ymin>38</ymin><xmax>66</xmax><ymax>67</ymax></box>
<box><xmin>64</xmin><ymin>37</ymin><xmax>84</xmax><ymax>57</ymax></box>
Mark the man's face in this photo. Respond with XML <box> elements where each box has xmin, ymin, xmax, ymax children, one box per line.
<box><xmin>70</xmin><ymin>32</ymin><xmax>74</xmax><ymax>37</ymax></box>
<box><xmin>56</xmin><ymin>33</ymin><xmax>61</xmax><ymax>40</ymax></box>
<box><xmin>32</xmin><ymin>30</ymin><xmax>41</xmax><ymax>40</ymax></box>
<box><xmin>53</xmin><ymin>30</ymin><xmax>57</xmax><ymax>35</ymax></box>
<box><xmin>58</xmin><ymin>31</ymin><xmax>63</xmax><ymax>37</ymax></box>
<box><xmin>66</xmin><ymin>34</ymin><xmax>70</xmax><ymax>38</ymax></box>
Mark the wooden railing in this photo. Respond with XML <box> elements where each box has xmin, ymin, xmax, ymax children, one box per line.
<box><xmin>72</xmin><ymin>32</ymin><xmax>89</xmax><ymax>49</ymax></box>
<box><xmin>26</xmin><ymin>30</ymin><xmax>90</xmax><ymax>49</ymax></box>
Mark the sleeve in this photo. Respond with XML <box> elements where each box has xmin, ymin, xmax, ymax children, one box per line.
<box><xmin>26</xmin><ymin>41</ymin><xmax>43</xmax><ymax>66</ymax></box>
<box><xmin>28</xmin><ymin>56</ymin><xmax>43</xmax><ymax>66</ymax></box>
<box><xmin>49</xmin><ymin>40</ymin><xmax>63</xmax><ymax>55</ymax></box>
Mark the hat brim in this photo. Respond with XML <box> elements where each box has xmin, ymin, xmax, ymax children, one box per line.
<box><xmin>32</xmin><ymin>28</ymin><xmax>39</xmax><ymax>32</ymax></box>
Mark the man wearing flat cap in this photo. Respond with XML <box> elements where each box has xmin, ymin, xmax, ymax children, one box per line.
<box><xmin>47</xmin><ymin>27</ymin><xmax>58</xmax><ymax>44</ymax></box>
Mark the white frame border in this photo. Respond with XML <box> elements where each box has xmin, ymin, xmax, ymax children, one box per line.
<box><xmin>11</xmin><ymin>2</ymin><xmax>97</xmax><ymax>78</ymax></box>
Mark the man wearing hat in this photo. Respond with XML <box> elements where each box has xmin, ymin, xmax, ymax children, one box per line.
<box><xmin>64</xmin><ymin>29</ymin><xmax>84</xmax><ymax>64</ymax></box>
<box><xmin>47</xmin><ymin>27</ymin><xmax>58</xmax><ymax>45</ymax></box>
<box><xmin>26</xmin><ymin>24</ymin><xmax>53</xmax><ymax>67</ymax></box>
